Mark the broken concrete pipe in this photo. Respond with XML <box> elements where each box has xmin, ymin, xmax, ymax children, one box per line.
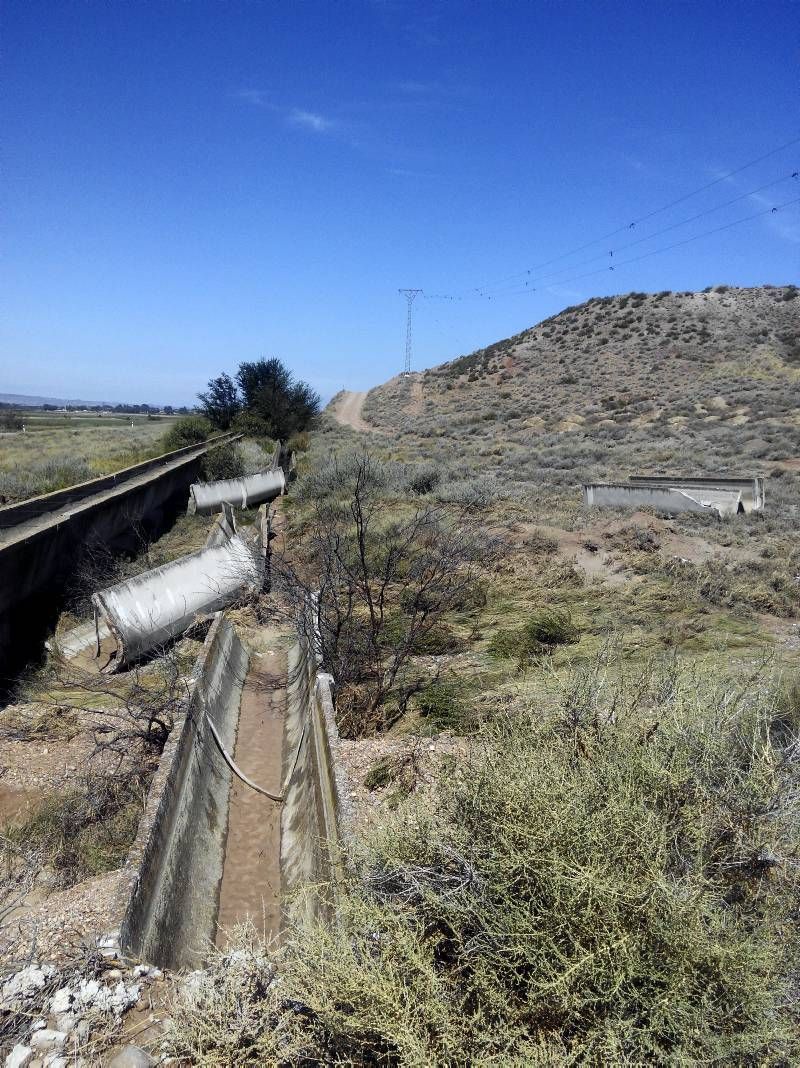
<box><xmin>91</xmin><ymin>532</ymin><xmax>263</xmax><ymax>671</ymax></box>
<box><xmin>187</xmin><ymin>468</ymin><xmax>286</xmax><ymax>515</ymax></box>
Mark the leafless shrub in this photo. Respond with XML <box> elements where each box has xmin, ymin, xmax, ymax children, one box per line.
<box><xmin>273</xmin><ymin>451</ymin><xmax>497</xmax><ymax>735</ymax></box>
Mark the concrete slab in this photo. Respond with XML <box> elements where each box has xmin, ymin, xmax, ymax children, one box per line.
<box><xmin>583</xmin><ymin>482</ymin><xmax>745</xmax><ymax>518</ymax></box>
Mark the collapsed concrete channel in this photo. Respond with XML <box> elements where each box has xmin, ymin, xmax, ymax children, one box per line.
<box><xmin>68</xmin><ymin>489</ymin><xmax>342</xmax><ymax>966</ymax></box>
<box><xmin>1</xmin><ymin>447</ymin><xmax>344</xmax><ymax>974</ymax></box>
<box><xmin>583</xmin><ymin>474</ymin><xmax>766</xmax><ymax>518</ymax></box>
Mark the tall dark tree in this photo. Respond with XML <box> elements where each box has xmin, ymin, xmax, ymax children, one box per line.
<box><xmin>235</xmin><ymin>357</ymin><xmax>320</xmax><ymax>439</ymax></box>
<box><xmin>198</xmin><ymin>373</ymin><xmax>241</xmax><ymax>430</ymax></box>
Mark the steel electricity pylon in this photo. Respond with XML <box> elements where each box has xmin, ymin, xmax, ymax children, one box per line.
<box><xmin>398</xmin><ymin>288</ymin><xmax>422</xmax><ymax>375</ymax></box>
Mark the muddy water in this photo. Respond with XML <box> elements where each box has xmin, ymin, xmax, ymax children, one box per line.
<box><xmin>215</xmin><ymin>651</ymin><xmax>286</xmax><ymax>945</ymax></box>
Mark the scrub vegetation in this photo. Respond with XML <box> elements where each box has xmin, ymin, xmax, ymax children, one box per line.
<box><xmin>0</xmin><ymin>414</ymin><xmax>181</xmax><ymax>504</ymax></box>
<box><xmin>162</xmin><ymin>285</ymin><xmax>800</xmax><ymax>1063</ymax></box>
<box><xmin>168</xmin><ymin>664</ymin><xmax>800</xmax><ymax>1064</ymax></box>
<box><xmin>2</xmin><ymin>285</ymin><xmax>799</xmax><ymax>1060</ymax></box>
<box><xmin>364</xmin><ymin>285</ymin><xmax>800</xmax><ymax>492</ymax></box>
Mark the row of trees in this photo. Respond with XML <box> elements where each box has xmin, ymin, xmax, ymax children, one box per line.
<box><xmin>198</xmin><ymin>358</ymin><xmax>320</xmax><ymax>440</ymax></box>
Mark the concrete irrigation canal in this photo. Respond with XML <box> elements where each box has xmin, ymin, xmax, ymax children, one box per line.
<box><xmin>0</xmin><ymin>434</ymin><xmax>243</xmax><ymax>689</ymax></box>
<box><xmin>0</xmin><ymin>442</ymin><xmax>339</xmax><ymax>971</ymax></box>
<box><xmin>118</xmin><ymin>612</ymin><xmax>339</xmax><ymax>968</ymax></box>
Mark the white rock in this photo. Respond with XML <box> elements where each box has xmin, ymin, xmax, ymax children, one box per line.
<box><xmin>78</xmin><ymin>979</ymin><xmax>141</xmax><ymax>1015</ymax></box>
<box><xmin>5</xmin><ymin>1046</ymin><xmax>33</xmax><ymax>1068</ymax></box>
<box><xmin>97</xmin><ymin>931</ymin><xmax>121</xmax><ymax>959</ymax></box>
<box><xmin>49</xmin><ymin>988</ymin><xmax>73</xmax><ymax>1016</ymax></box>
<box><xmin>43</xmin><ymin>1056</ymin><xmax>68</xmax><ymax>1068</ymax></box>
<box><xmin>133</xmin><ymin>965</ymin><xmax>150</xmax><ymax>978</ymax></box>
<box><xmin>76</xmin><ymin>979</ymin><xmax>99</xmax><ymax>1006</ymax></box>
<box><xmin>29</xmin><ymin>1030</ymin><xmax>66</xmax><ymax>1052</ymax></box>
<box><xmin>30</xmin><ymin>1020</ymin><xmax>46</xmax><ymax>1032</ymax></box>
<box><xmin>54</xmin><ymin>1014</ymin><xmax>76</xmax><ymax>1034</ymax></box>
<box><xmin>1</xmin><ymin>966</ymin><xmax>56</xmax><ymax>1005</ymax></box>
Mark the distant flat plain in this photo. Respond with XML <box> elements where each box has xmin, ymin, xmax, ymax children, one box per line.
<box><xmin>0</xmin><ymin>411</ymin><xmax>182</xmax><ymax>502</ymax></box>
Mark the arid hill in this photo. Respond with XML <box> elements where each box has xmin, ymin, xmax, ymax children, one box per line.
<box><xmin>363</xmin><ymin>285</ymin><xmax>800</xmax><ymax>489</ymax></box>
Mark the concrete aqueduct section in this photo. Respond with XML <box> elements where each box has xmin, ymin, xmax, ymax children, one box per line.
<box><xmin>1</xmin><ymin>441</ymin><xmax>344</xmax><ymax>967</ymax></box>
<box><xmin>583</xmin><ymin>475</ymin><xmax>765</xmax><ymax>518</ymax></box>
<box><xmin>115</xmin><ymin>609</ymin><xmax>344</xmax><ymax>967</ymax></box>
<box><xmin>0</xmin><ymin>434</ymin><xmax>241</xmax><ymax>688</ymax></box>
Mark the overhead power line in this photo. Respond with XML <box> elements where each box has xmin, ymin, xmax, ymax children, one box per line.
<box><xmin>427</xmin><ymin>134</ymin><xmax>800</xmax><ymax>300</ymax></box>
<box><xmin>469</xmin><ymin>171</ymin><xmax>798</xmax><ymax>298</ymax></box>
<box><xmin>482</xmin><ymin>194</ymin><xmax>800</xmax><ymax>298</ymax></box>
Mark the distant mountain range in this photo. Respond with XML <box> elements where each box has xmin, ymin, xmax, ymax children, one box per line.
<box><xmin>0</xmin><ymin>392</ymin><xmax>114</xmax><ymax>408</ymax></box>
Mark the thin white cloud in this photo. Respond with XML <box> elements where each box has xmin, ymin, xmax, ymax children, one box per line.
<box><xmin>544</xmin><ymin>284</ymin><xmax>584</xmax><ymax>301</ymax></box>
<box><xmin>704</xmin><ymin>167</ymin><xmax>800</xmax><ymax>244</ymax></box>
<box><xmin>234</xmin><ymin>91</ymin><xmax>336</xmax><ymax>135</ymax></box>
<box><xmin>393</xmin><ymin>80</ymin><xmax>439</xmax><ymax>95</ymax></box>
<box><xmin>288</xmin><ymin>108</ymin><xmax>336</xmax><ymax>133</ymax></box>
<box><xmin>749</xmin><ymin>190</ymin><xmax>800</xmax><ymax>244</ymax></box>
<box><xmin>389</xmin><ymin>166</ymin><xmax>439</xmax><ymax>178</ymax></box>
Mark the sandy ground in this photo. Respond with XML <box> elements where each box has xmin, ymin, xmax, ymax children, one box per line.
<box><xmin>215</xmin><ymin>646</ymin><xmax>286</xmax><ymax>946</ymax></box>
<box><xmin>328</xmin><ymin>391</ymin><xmax>371</xmax><ymax>432</ymax></box>
<box><xmin>519</xmin><ymin>511</ymin><xmax>759</xmax><ymax>589</ymax></box>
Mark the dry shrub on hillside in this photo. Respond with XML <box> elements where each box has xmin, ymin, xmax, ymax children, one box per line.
<box><xmin>274</xmin><ymin>451</ymin><xmax>496</xmax><ymax>735</ymax></box>
<box><xmin>362</xmin><ymin>287</ymin><xmax>800</xmax><ymax>496</ymax></box>
<box><xmin>166</xmin><ymin>659</ymin><xmax>800</xmax><ymax>1065</ymax></box>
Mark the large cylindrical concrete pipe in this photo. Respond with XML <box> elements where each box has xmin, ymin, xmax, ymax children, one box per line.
<box><xmin>188</xmin><ymin>469</ymin><xmax>286</xmax><ymax>515</ymax></box>
<box><xmin>92</xmin><ymin>535</ymin><xmax>262</xmax><ymax>669</ymax></box>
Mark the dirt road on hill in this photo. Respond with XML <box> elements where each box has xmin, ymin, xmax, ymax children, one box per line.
<box><xmin>329</xmin><ymin>390</ymin><xmax>371</xmax><ymax>431</ymax></box>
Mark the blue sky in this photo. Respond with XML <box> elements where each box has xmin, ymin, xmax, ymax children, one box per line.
<box><xmin>1</xmin><ymin>0</ymin><xmax>798</xmax><ymax>406</ymax></box>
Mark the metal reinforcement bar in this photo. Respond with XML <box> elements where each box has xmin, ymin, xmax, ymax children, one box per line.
<box><xmin>0</xmin><ymin>433</ymin><xmax>242</xmax><ymax>530</ymax></box>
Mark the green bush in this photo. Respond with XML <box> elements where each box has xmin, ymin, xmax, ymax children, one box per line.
<box><xmin>0</xmin><ymin>410</ymin><xmax>23</xmax><ymax>431</ymax></box>
<box><xmin>363</xmin><ymin>754</ymin><xmax>400</xmax><ymax>791</ymax></box>
<box><xmin>166</xmin><ymin>665</ymin><xmax>800</xmax><ymax>1064</ymax></box>
<box><xmin>200</xmin><ymin>443</ymin><xmax>245</xmax><ymax>482</ymax></box>
<box><xmin>232</xmin><ymin>409</ymin><xmax>273</xmax><ymax>439</ymax></box>
<box><xmin>415</xmin><ymin>679</ymin><xmax>464</xmax><ymax>731</ymax></box>
<box><xmin>489</xmin><ymin>609</ymin><xmax>581</xmax><ymax>668</ymax></box>
<box><xmin>161</xmin><ymin>415</ymin><xmax>214</xmax><ymax>451</ymax></box>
